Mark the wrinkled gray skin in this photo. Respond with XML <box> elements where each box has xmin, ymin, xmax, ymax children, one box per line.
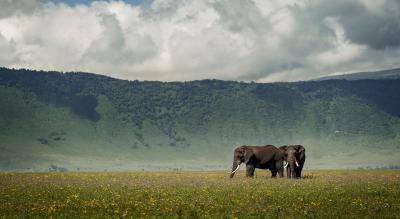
<box><xmin>230</xmin><ymin>145</ymin><xmax>284</xmax><ymax>178</ymax></box>
<box><xmin>279</xmin><ymin>145</ymin><xmax>306</xmax><ymax>179</ymax></box>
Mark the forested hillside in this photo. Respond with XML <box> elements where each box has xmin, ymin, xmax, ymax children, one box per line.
<box><xmin>1</xmin><ymin>68</ymin><xmax>399</xmax><ymax>171</ymax></box>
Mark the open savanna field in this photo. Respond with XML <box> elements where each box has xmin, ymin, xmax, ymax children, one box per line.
<box><xmin>0</xmin><ymin>170</ymin><xmax>399</xmax><ymax>218</ymax></box>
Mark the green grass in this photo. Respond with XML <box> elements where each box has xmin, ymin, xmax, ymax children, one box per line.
<box><xmin>0</xmin><ymin>170</ymin><xmax>399</xmax><ymax>218</ymax></box>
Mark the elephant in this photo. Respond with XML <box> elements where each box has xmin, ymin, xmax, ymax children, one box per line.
<box><xmin>230</xmin><ymin>145</ymin><xmax>284</xmax><ymax>178</ymax></box>
<box><xmin>279</xmin><ymin>145</ymin><xmax>306</xmax><ymax>179</ymax></box>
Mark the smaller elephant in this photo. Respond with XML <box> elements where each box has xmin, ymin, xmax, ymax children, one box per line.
<box><xmin>279</xmin><ymin>145</ymin><xmax>306</xmax><ymax>179</ymax></box>
<box><xmin>230</xmin><ymin>145</ymin><xmax>284</xmax><ymax>178</ymax></box>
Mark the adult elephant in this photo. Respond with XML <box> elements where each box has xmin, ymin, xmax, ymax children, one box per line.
<box><xmin>279</xmin><ymin>145</ymin><xmax>306</xmax><ymax>179</ymax></box>
<box><xmin>230</xmin><ymin>145</ymin><xmax>284</xmax><ymax>178</ymax></box>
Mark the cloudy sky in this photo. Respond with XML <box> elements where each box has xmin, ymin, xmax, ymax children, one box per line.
<box><xmin>0</xmin><ymin>0</ymin><xmax>399</xmax><ymax>82</ymax></box>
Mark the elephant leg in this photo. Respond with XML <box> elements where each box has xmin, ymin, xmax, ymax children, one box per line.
<box><xmin>287</xmin><ymin>167</ymin><xmax>291</xmax><ymax>178</ymax></box>
<box><xmin>246</xmin><ymin>165</ymin><xmax>255</xmax><ymax>177</ymax></box>
<box><xmin>296</xmin><ymin>167</ymin><xmax>303</xmax><ymax>179</ymax></box>
<box><xmin>275</xmin><ymin>160</ymin><xmax>284</xmax><ymax>178</ymax></box>
<box><xmin>278</xmin><ymin>167</ymin><xmax>284</xmax><ymax>178</ymax></box>
<box><xmin>270</xmin><ymin>169</ymin><xmax>278</xmax><ymax>178</ymax></box>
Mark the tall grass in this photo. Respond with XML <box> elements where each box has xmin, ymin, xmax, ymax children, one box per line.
<box><xmin>0</xmin><ymin>170</ymin><xmax>399</xmax><ymax>218</ymax></box>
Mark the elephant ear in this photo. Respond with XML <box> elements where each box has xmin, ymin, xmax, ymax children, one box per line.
<box><xmin>298</xmin><ymin>145</ymin><xmax>305</xmax><ymax>153</ymax></box>
<box><xmin>244</xmin><ymin>148</ymin><xmax>254</xmax><ymax>164</ymax></box>
<box><xmin>297</xmin><ymin>145</ymin><xmax>306</xmax><ymax>160</ymax></box>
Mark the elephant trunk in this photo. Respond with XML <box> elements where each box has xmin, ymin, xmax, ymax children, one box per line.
<box><xmin>230</xmin><ymin>160</ymin><xmax>241</xmax><ymax>178</ymax></box>
<box><xmin>288</xmin><ymin>155</ymin><xmax>297</xmax><ymax>178</ymax></box>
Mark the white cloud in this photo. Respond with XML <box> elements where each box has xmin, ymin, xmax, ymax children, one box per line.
<box><xmin>0</xmin><ymin>0</ymin><xmax>399</xmax><ymax>81</ymax></box>
<box><xmin>0</xmin><ymin>0</ymin><xmax>40</xmax><ymax>18</ymax></box>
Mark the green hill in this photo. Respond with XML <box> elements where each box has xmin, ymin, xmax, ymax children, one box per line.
<box><xmin>1</xmin><ymin>68</ymin><xmax>399</xmax><ymax>171</ymax></box>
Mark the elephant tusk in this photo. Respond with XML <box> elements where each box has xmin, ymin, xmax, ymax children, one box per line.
<box><xmin>284</xmin><ymin>162</ymin><xmax>289</xmax><ymax>168</ymax></box>
<box><xmin>231</xmin><ymin>165</ymin><xmax>240</xmax><ymax>174</ymax></box>
<box><xmin>295</xmin><ymin>161</ymin><xmax>299</xmax><ymax>167</ymax></box>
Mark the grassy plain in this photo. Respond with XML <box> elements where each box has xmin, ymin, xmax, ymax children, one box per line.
<box><xmin>0</xmin><ymin>170</ymin><xmax>399</xmax><ymax>218</ymax></box>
